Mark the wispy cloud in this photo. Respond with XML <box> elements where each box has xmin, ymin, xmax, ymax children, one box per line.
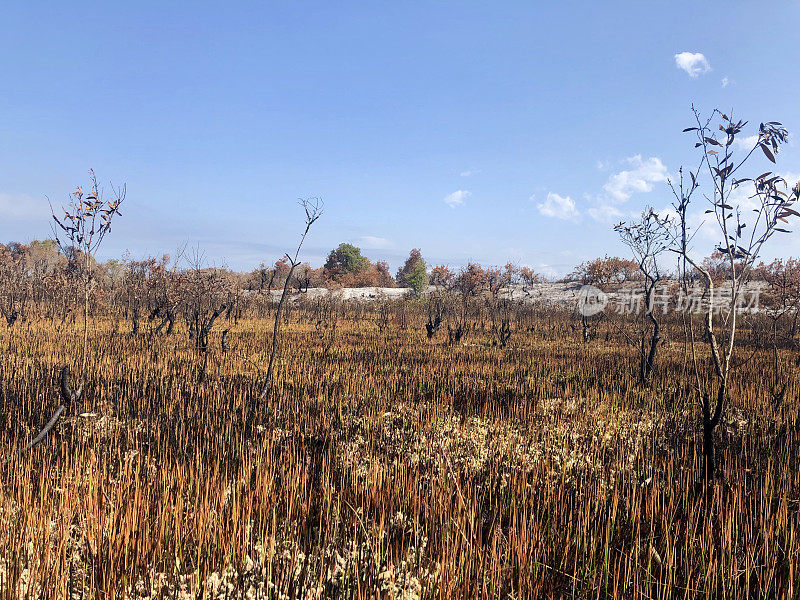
<box><xmin>587</xmin><ymin>204</ymin><xmax>625</xmax><ymax>224</ymax></box>
<box><xmin>0</xmin><ymin>193</ymin><xmax>49</xmax><ymax>221</ymax></box>
<box><xmin>674</xmin><ymin>52</ymin><xmax>711</xmax><ymax>78</ymax></box>
<box><xmin>721</xmin><ymin>76</ymin><xmax>731</xmax><ymax>87</ymax></box>
<box><xmin>783</xmin><ymin>172</ymin><xmax>800</xmax><ymax>190</ymax></box>
<box><xmin>596</xmin><ymin>160</ymin><xmax>611</xmax><ymax>171</ymax></box>
<box><xmin>582</xmin><ymin>155</ymin><xmax>669</xmax><ymax>224</ymax></box>
<box><xmin>444</xmin><ymin>190</ymin><xmax>470</xmax><ymax>208</ymax></box>
<box><xmin>536</xmin><ymin>192</ymin><xmax>579</xmax><ymax>221</ymax></box>
<box><xmin>355</xmin><ymin>235</ymin><xmax>393</xmax><ymax>250</ymax></box>
<box><xmin>603</xmin><ymin>155</ymin><xmax>668</xmax><ymax>203</ymax></box>
<box><xmin>537</xmin><ymin>263</ymin><xmax>559</xmax><ymax>279</ymax></box>
<box><xmin>734</xmin><ymin>134</ymin><xmax>759</xmax><ymax>151</ymax></box>
<box><xmin>534</xmin><ymin>154</ymin><xmax>667</xmax><ymax>224</ymax></box>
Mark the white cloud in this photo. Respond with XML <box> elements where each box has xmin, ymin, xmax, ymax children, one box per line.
<box><xmin>782</xmin><ymin>171</ymin><xmax>800</xmax><ymax>190</ymax></box>
<box><xmin>587</xmin><ymin>204</ymin><xmax>625</xmax><ymax>224</ymax></box>
<box><xmin>444</xmin><ymin>190</ymin><xmax>470</xmax><ymax>208</ymax></box>
<box><xmin>539</xmin><ymin>155</ymin><xmax>669</xmax><ymax>225</ymax></box>
<box><xmin>355</xmin><ymin>235</ymin><xmax>393</xmax><ymax>250</ymax></box>
<box><xmin>603</xmin><ymin>155</ymin><xmax>668</xmax><ymax>204</ymax></box>
<box><xmin>674</xmin><ymin>52</ymin><xmax>711</xmax><ymax>78</ymax></box>
<box><xmin>721</xmin><ymin>76</ymin><xmax>730</xmax><ymax>87</ymax></box>
<box><xmin>536</xmin><ymin>264</ymin><xmax>558</xmax><ymax>279</ymax></box>
<box><xmin>734</xmin><ymin>134</ymin><xmax>759</xmax><ymax>151</ymax></box>
<box><xmin>0</xmin><ymin>193</ymin><xmax>49</xmax><ymax>220</ymax></box>
<box><xmin>506</xmin><ymin>247</ymin><xmax>525</xmax><ymax>262</ymax></box>
<box><xmin>583</xmin><ymin>155</ymin><xmax>669</xmax><ymax>224</ymax></box>
<box><xmin>536</xmin><ymin>192</ymin><xmax>579</xmax><ymax>221</ymax></box>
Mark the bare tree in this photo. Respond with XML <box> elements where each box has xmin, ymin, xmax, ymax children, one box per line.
<box><xmin>425</xmin><ymin>298</ymin><xmax>444</xmax><ymax>339</ymax></box>
<box><xmin>260</xmin><ymin>198</ymin><xmax>323</xmax><ymax>399</ymax></box>
<box><xmin>485</xmin><ymin>266</ymin><xmax>512</xmax><ymax>347</ymax></box>
<box><xmin>447</xmin><ymin>263</ymin><xmax>484</xmax><ymax>345</ymax></box>
<box><xmin>312</xmin><ymin>296</ymin><xmax>339</xmax><ymax>359</ymax></box>
<box><xmin>615</xmin><ymin>208</ymin><xmax>672</xmax><ymax>382</ymax></box>
<box><xmin>147</xmin><ymin>253</ymin><xmax>184</xmax><ymax>336</ymax></box>
<box><xmin>120</xmin><ymin>256</ymin><xmax>154</xmax><ymax>335</ymax></box>
<box><xmin>179</xmin><ymin>249</ymin><xmax>233</xmax><ymax>353</ymax></box>
<box><xmin>0</xmin><ymin>244</ymin><xmax>31</xmax><ymax>327</ymax></box>
<box><xmin>668</xmin><ymin>108</ymin><xmax>799</xmax><ymax>480</ymax></box>
<box><xmin>376</xmin><ymin>299</ymin><xmax>391</xmax><ymax>334</ymax></box>
<box><xmin>758</xmin><ymin>258</ymin><xmax>800</xmax><ymax>341</ymax></box>
<box><xmin>498</xmin><ymin>313</ymin><xmax>512</xmax><ymax>348</ymax></box>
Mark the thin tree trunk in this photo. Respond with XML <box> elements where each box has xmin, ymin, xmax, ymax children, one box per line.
<box><xmin>644</xmin><ymin>315</ymin><xmax>660</xmax><ymax>381</ymax></box>
<box><xmin>702</xmin><ymin>418</ymin><xmax>715</xmax><ymax>481</ymax></box>
<box><xmin>702</xmin><ymin>380</ymin><xmax>726</xmax><ymax>481</ymax></box>
<box><xmin>82</xmin><ymin>284</ymin><xmax>89</xmax><ymax>375</ymax></box>
<box><xmin>261</xmin><ymin>263</ymin><xmax>298</xmax><ymax>399</ymax></box>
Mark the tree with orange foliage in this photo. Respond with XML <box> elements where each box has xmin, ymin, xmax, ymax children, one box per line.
<box><xmin>518</xmin><ymin>266</ymin><xmax>544</xmax><ymax>287</ymax></box>
<box><xmin>429</xmin><ymin>265</ymin><xmax>455</xmax><ymax>289</ymax></box>
<box><xmin>570</xmin><ymin>255</ymin><xmax>642</xmax><ymax>287</ymax></box>
<box><xmin>374</xmin><ymin>261</ymin><xmax>396</xmax><ymax>288</ymax></box>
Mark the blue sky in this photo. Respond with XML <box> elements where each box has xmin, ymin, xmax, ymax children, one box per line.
<box><xmin>2</xmin><ymin>1</ymin><xmax>799</xmax><ymax>276</ymax></box>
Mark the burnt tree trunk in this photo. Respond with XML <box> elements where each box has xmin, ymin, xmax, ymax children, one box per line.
<box><xmin>702</xmin><ymin>417</ymin><xmax>716</xmax><ymax>481</ymax></box>
<box><xmin>640</xmin><ymin>314</ymin><xmax>660</xmax><ymax>382</ymax></box>
<box><xmin>701</xmin><ymin>382</ymin><xmax>726</xmax><ymax>481</ymax></box>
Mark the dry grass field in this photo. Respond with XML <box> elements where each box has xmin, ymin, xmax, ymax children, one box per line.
<box><xmin>0</xmin><ymin>305</ymin><xmax>798</xmax><ymax>599</ymax></box>
<box><xmin>5</xmin><ymin>2</ymin><xmax>800</xmax><ymax>597</ymax></box>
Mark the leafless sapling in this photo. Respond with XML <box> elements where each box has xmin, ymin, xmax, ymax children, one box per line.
<box><xmin>260</xmin><ymin>198</ymin><xmax>323</xmax><ymax>399</ymax></box>
<box><xmin>615</xmin><ymin>207</ymin><xmax>672</xmax><ymax>382</ymax></box>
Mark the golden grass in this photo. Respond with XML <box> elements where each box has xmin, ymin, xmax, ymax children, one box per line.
<box><xmin>0</xmin><ymin>308</ymin><xmax>798</xmax><ymax>598</ymax></box>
